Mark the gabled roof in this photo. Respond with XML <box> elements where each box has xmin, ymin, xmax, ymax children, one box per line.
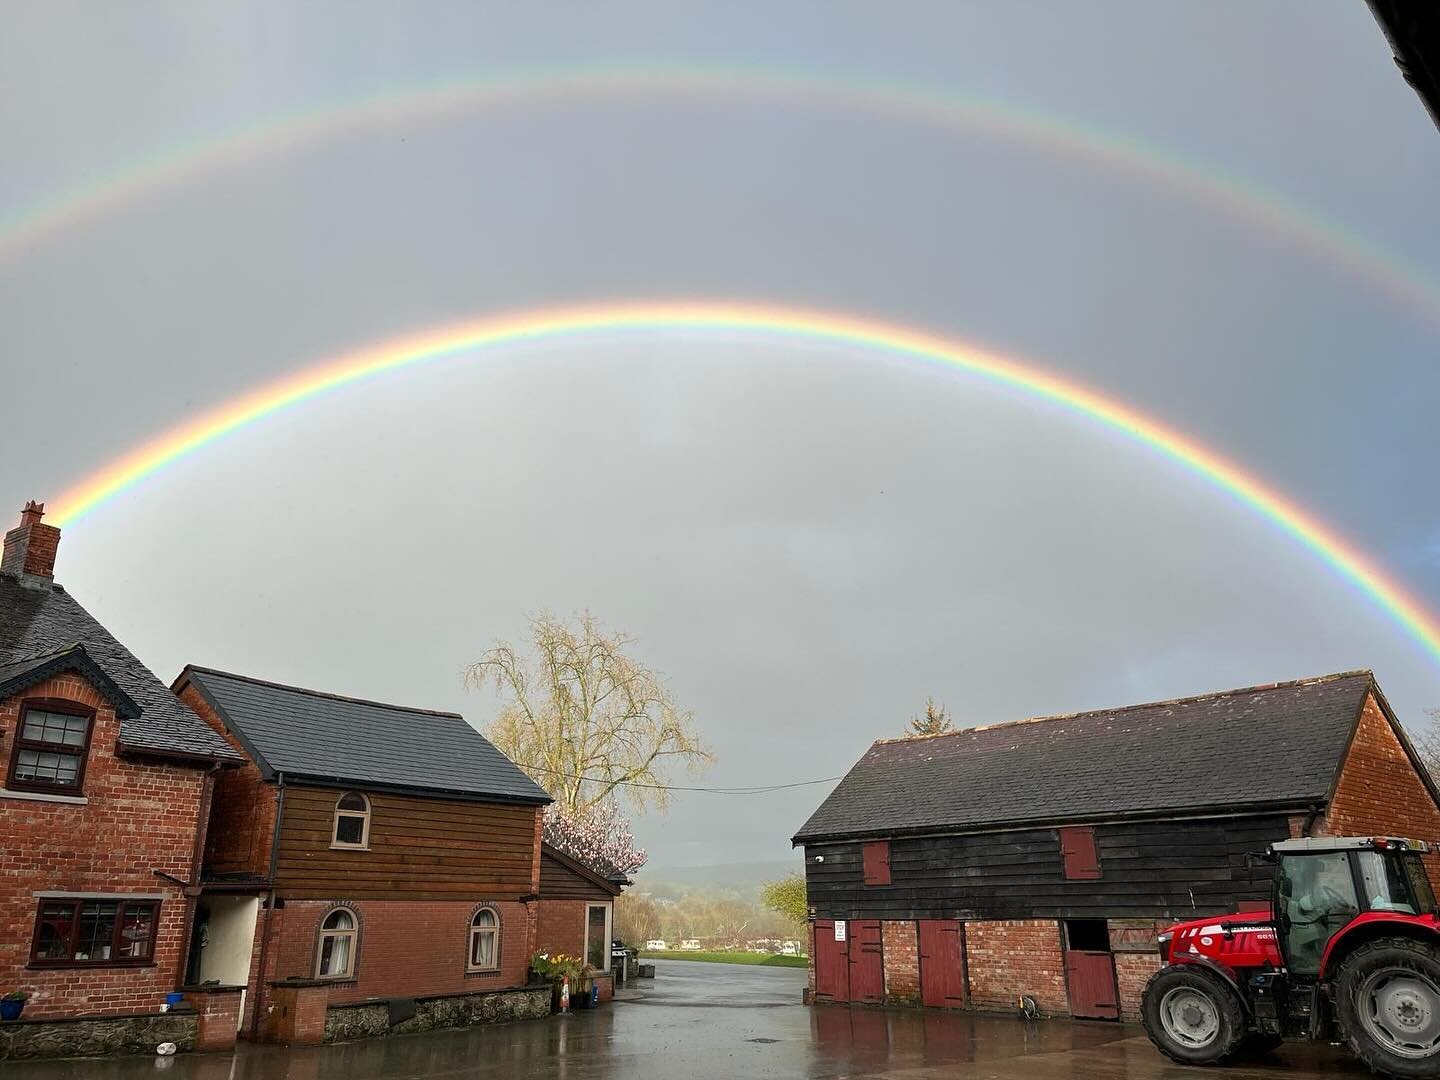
<box><xmin>793</xmin><ymin>671</ymin><xmax>1375</xmax><ymax>844</ymax></box>
<box><xmin>176</xmin><ymin>665</ymin><xmax>551</xmax><ymax>804</ymax></box>
<box><xmin>0</xmin><ymin>644</ymin><xmax>141</xmax><ymax>719</ymax></box>
<box><xmin>0</xmin><ymin>574</ymin><xmax>238</xmax><ymax>761</ymax></box>
<box><xmin>541</xmin><ymin>843</ymin><xmax>625</xmax><ymax>897</ymax></box>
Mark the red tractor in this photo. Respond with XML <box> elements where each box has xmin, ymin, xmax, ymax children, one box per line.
<box><xmin>1142</xmin><ymin>837</ymin><xmax>1440</xmax><ymax>1077</ymax></box>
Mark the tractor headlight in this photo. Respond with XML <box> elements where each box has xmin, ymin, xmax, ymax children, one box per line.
<box><xmin>1157</xmin><ymin>932</ymin><xmax>1174</xmax><ymax>945</ymax></box>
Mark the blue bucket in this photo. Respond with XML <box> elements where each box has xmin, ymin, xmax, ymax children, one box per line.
<box><xmin>165</xmin><ymin>992</ymin><xmax>185</xmax><ymax>1009</ymax></box>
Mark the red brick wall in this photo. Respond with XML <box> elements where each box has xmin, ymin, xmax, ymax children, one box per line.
<box><xmin>0</xmin><ymin>673</ymin><xmax>207</xmax><ymax>1017</ymax></box>
<box><xmin>881</xmin><ymin>920</ymin><xmax>920</xmax><ymax>1004</ymax></box>
<box><xmin>1324</xmin><ymin>692</ymin><xmax>1440</xmax><ymax>882</ymax></box>
<box><xmin>964</xmin><ymin>919</ymin><xmax>1068</xmax><ymax>1015</ymax></box>
<box><xmin>1114</xmin><ymin>951</ymin><xmax>1162</xmax><ymax>1021</ymax></box>
<box><xmin>537</xmin><ymin>898</ymin><xmax>614</xmax><ymax>970</ymax></box>
<box><xmin>264</xmin><ymin>899</ymin><xmax>530</xmax><ymax>1008</ymax></box>
<box><xmin>179</xmin><ymin>684</ymin><xmax>276</xmax><ymax>878</ymax></box>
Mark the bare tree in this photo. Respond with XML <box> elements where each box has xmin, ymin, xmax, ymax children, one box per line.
<box><xmin>908</xmin><ymin>697</ymin><xmax>953</xmax><ymax>737</ymax></box>
<box><xmin>1412</xmin><ymin>709</ymin><xmax>1440</xmax><ymax>782</ymax></box>
<box><xmin>468</xmin><ymin>611</ymin><xmax>713</xmax><ymax>814</ymax></box>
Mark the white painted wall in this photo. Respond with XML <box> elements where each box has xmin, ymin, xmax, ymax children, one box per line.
<box><xmin>197</xmin><ymin>895</ymin><xmax>259</xmax><ymax>1016</ymax></box>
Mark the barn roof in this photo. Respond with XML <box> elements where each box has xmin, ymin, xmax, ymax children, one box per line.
<box><xmin>793</xmin><ymin>671</ymin><xmax>1380</xmax><ymax>844</ymax></box>
<box><xmin>175</xmin><ymin>665</ymin><xmax>550</xmax><ymax>804</ymax></box>
<box><xmin>0</xmin><ymin>574</ymin><xmax>237</xmax><ymax>761</ymax></box>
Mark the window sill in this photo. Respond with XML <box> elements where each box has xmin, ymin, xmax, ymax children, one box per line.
<box><xmin>464</xmin><ymin>968</ymin><xmax>502</xmax><ymax>979</ymax></box>
<box><xmin>27</xmin><ymin>961</ymin><xmax>156</xmax><ymax>971</ymax></box>
<box><xmin>0</xmin><ymin>788</ymin><xmax>87</xmax><ymax>805</ymax></box>
<box><xmin>329</xmin><ymin>844</ymin><xmax>370</xmax><ymax>851</ymax></box>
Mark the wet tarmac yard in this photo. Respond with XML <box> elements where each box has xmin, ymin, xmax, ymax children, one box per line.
<box><xmin>3</xmin><ymin>960</ymin><xmax>1374</xmax><ymax>1080</ymax></box>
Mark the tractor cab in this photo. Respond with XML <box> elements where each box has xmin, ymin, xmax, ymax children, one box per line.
<box><xmin>1271</xmin><ymin>836</ymin><xmax>1438</xmax><ymax>977</ymax></box>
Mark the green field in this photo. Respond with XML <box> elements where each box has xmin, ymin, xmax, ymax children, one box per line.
<box><xmin>640</xmin><ymin>950</ymin><xmax>808</xmax><ymax>967</ymax></box>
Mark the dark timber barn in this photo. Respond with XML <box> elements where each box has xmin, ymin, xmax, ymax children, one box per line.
<box><xmin>791</xmin><ymin>671</ymin><xmax>1440</xmax><ymax>1021</ymax></box>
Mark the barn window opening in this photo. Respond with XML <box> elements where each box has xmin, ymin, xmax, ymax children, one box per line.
<box><xmin>332</xmin><ymin>792</ymin><xmax>371</xmax><ymax>848</ymax></box>
<box><xmin>1058</xmin><ymin>826</ymin><xmax>1101</xmax><ymax>880</ymax></box>
<box><xmin>1064</xmin><ymin>919</ymin><xmax>1111</xmax><ymax>952</ymax></box>
<box><xmin>862</xmin><ymin>841</ymin><xmax>892</xmax><ymax>886</ymax></box>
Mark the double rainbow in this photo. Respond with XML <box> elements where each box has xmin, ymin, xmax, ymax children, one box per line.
<box><xmin>48</xmin><ymin>301</ymin><xmax>1440</xmax><ymax>668</ymax></box>
<box><xmin>3</xmin><ymin>65</ymin><xmax>1439</xmax><ymax>329</ymax></box>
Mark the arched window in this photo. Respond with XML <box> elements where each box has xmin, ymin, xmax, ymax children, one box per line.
<box><xmin>468</xmin><ymin>907</ymin><xmax>499</xmax><ymax>972</ymax></box>
<box><xmin>315</xmin><ymin>907</ymin><xmax>357</xmax><ymax>979</ymax></box>
<box><xmin>332</xmin><ymin>792</ymin><xmax>370</xmax><ymax>849</ymax></box>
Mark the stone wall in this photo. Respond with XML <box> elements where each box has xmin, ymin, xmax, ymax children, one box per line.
<box><xmin>0</xmin><ymin>1010</ymin><xmax>197</xmax><ymax>1060</ymax></box>
<box><xmin>324</xmin><ymin>984</ymin><xmax>551</xmax><ymax>1043</ymax></box>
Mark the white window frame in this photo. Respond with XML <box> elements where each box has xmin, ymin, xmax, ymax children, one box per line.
<box><xmin>467</xmin><ymin>906</ymin><xmax>500</xmax><ymax>973</ymax></box>
<box><xmin>331</xmin><ymin>791</ymin><xmax>371</xmax><ymax>850</ymax></box>
<box><xmin>584</xmin><ymin>902</ymin><xmax>613</xmax><ymax>973</ymax></box>
<box><xmin>315</xmin><ymin>906</ymin><xmax>358</xmax><ymax>979</ymax></box>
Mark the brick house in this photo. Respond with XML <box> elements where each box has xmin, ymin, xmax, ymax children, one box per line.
<box><xmin>0</xmin><ymin>503</ymin><xmax>240</xmax><ymax>1022</ymax></box>
<box><xmin>171</xmin><ymin>664</ymin><xmax>590</xmax><ymax>1036</ymax></box>
<box><xmin>792</xmin><ymin>671</ymin><xmax>1440</xmax><ymax>1022</ymax></box>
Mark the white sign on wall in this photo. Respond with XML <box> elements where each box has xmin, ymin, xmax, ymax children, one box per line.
<box><xmin>834</xmin><ymin>920</ymin><xmax>847</xmax><ymax>942</ymax></box>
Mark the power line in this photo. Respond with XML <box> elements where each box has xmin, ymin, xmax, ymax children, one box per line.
<box><xmin>513</xmin><ymin>761</ymin><xmax>842</xmax><ymax>795</ymax></box>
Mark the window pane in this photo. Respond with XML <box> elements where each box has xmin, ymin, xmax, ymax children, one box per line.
<box><xmin>471</xmin><ymin>928</ymin><xmax>496</xmax><ymax>968</ymax></box>
<box><xmin>320</xmin><ymin>932</ymin><xmax>352</xmax><ymax>976</ymax></box>
<box><xmin>76</xmin><ymin>901</ymin><xmax>119</xmax><ymax>962</ymax></box>
<box><xmin>335</xmin><ymin>814</ymin><xmax>365</xmax><ymax>845</ymax></box>
<box><xmin>323</xmin><ymin>909</ymin><xmax>355</xmax><ymax>931</ymax></box>
<box><xmin>473</xmin><ymin>908</ymin><xmax>496</xmax><ymax>928</ymax></box>
<box><xmin>22</xmin><ymin>711</ymin><xmax>88</xmax><ymax>746</ymax></box>
<box><xmin>35</xmin><ymin>903</ymin><xmax>75</xmax><ymax>960</ymax></box>
<box><xmin>118</xmin><ymin>904</ymin><xmax>155</xmax><ymax>958</ymax></box>
<box><xmin>15</xmin><ymin>748</ymin><xmax>81</xmax><ymax>785</ymax></box>
<box><xmin>1359</xmin><ymin>851</ymin><xmax>1417</xmax><ymax>914</ymax></box>
<box><xmin>337</xmin><ymin>792</ymin><xmax>367</xmax><ymax>811</ymax></box>
<box><xmin>1406</xmin><ymin>855</ymin><xmax>1438</xmax><ymax>914</ymax></box>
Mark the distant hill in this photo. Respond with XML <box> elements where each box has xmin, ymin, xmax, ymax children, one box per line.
<box><xmin>631</xmin><ymin>858</ymin><xmax>803</xmax><ymax>899</ymax></box>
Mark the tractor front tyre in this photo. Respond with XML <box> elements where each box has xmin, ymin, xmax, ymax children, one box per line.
<box><xmin>1336</xmin><ymin>937</ymin><xmax>1440</xmax><ymax>1079</ymax></box>
<box><xmin>1141</xmin><ymin>966</ymin><xmax>1248</xmax><ymax>1066</ymax></box>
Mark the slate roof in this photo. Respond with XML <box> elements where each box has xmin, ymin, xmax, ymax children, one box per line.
<box><xmin>793</xmin><ymin>672</ymin><xmax>1376</xmax><ymax>844</ymax></box>
<box><xmin>177</xmin><ymin>666</ymin><xmax>552</xmax><ymax>804</ymax></box>
<box><xmin>0</xmin><ymin>574</ymin><xmax>238</xmax><ymax>760</ymax></box>
<box><xmin>0</xmin><ymin>644</ymin><xmax>141</xmax><ymax>718</ymax></box>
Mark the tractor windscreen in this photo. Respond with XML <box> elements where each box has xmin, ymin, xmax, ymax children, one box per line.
<box><xmin>1356</xmin><ymin>850</ymin><xmax>1436</xmax><ymax>915</ymax></box>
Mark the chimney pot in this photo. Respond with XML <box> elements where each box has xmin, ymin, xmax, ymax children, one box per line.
<box><xmin>2</xmin><ymin>501</ymin><xmax>60</xmax><ymax>583</ymax></box>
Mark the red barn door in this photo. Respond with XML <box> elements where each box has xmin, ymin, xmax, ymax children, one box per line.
<box><xmin>813</xmin><ymin>920</ymin><xmax>850</xmax><ymax>1002</ymax></box>
<box><xmin>1063</xmin><ymin>920</ymin><xmax>1119</xmax><ymax>1020</ymax></box>
<box><xmin>847</xmin><ymin>920</ymin><xmax>885</xmax><ymax>1004</ymax></box>
<box><xmin>918</xmin><ymin>919</ymin><xmax>967</xmax><ymax>1008</ymax></box>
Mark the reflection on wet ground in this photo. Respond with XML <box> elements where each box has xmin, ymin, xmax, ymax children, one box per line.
<box><xmin>0</xmin><ymin>960</ymin><xmax>1371</xmax><ymax>1079</ymax></box>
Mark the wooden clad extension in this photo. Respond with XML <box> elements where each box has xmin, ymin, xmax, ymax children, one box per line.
<box><xmin>273</xmin><ymin>784</ymin><xmax>542</xmax><ymax>901</ymax></box>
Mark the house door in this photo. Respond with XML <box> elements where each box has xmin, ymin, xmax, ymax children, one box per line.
<box><xmin>813</xmin><ymin>920</ymin><xmax>850</xmax><ymax>1002</ymax></box>
<box><xmin>918</xmin><ymin>919</ymin><xmax>967</xmax><ymax>1008</ymax></box>
<box><xmin>847</xmin><ymin>919</ymin><xmax>884</xmax><ymax>1004</ymax></box>
<box><xmin>1063</xmin><ymin>919</ymin><xmax>1119</xmax><ymax>1020</ymax></box>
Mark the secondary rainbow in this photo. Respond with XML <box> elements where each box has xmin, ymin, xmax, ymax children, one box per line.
<box><xmin>48</xmin><ymin>300</ymin><xmax>1440</xmax><ymax>668</ymax></box>
<box><xmin>3</xmin><ymin>65</ymin><xmax>1439</xmax><ymax>329</ymax></box>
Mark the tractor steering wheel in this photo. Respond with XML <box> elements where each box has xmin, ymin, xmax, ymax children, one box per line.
<box><xmin>1293</xmin><ymin>883</ymin><xmax>1354</xmax><ymax>924</ymax></box>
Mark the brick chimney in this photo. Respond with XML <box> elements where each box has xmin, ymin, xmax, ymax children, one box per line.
<box><xmin>2</xmin><ymin>501</ymin><xmax>60</xmax><ymax>582</ymax></box>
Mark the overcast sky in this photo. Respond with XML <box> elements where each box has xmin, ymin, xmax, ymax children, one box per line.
<box><xmin>2</xmin><ymin>2</ymin><xmax>1437</xmax><ymax>869</ymax></box>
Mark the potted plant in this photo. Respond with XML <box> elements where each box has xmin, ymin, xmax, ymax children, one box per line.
<box><xmin>1</xmin><ymin>991</ymin><xmax>28</xmax><ymax>1022</ymax></box>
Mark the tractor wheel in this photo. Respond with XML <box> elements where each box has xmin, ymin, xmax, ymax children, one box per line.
<box><xmin>1141</xmin><ymin>966</ymin><xmax>1247</xmax><ymax>1066</ymax></box>
<box><xmin>1336</xmin><ymin>937</ymin><xmax>1440</xmax><ymax>1078</ymax></box>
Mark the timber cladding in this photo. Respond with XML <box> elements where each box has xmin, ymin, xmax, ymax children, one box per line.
<box><xmin>804</xmin><ymin>813</ymin><xmax>1290</xmax><ymax>922</ymax></box>
<box><xmin>273</xmin><ymin>785</ymin><xmax>542</xmax><ymax>901</ymax></box>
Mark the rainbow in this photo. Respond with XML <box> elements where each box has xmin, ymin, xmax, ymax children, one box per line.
<box><xmin>48</xmin><ymin>300</ymin><xmax>1440</xmax><ymax>667</ymax></box>
<box><xmin>3</xmin><ymin>65</ymin><xmax>1439</xmax><ymax>328</ymax></box>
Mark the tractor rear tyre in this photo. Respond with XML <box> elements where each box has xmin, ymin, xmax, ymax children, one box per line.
<box><xmin>1336</xmin><ymin>937</ymin><xmax>1440</xmax><ymax>1079</ymax></box>
<box><xmin>1141</xmin><ymin>966</ymin><xmax>1247</xmax><ymax>1066</ymax></box>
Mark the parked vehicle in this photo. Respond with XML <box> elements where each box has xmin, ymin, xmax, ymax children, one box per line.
<box><xmin>644</xmin><ymin>940</ymin><xmax>668</xmax><ymax>951</ymax></box>
<box><xmin>1141</xmin><ymin>837</ymin><xmax>1440</xmax><ymax>1077</ymax></box>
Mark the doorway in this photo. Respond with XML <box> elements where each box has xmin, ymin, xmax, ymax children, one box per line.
<box><xmin>187</xmin><ymin>895</ymin><xmax>260</xmax><ymax>1020</ymax></box>
<box><xmin>1063</xmin><ymin>919</ymin><xmax>1118</xmax><ymax>1020</ymax></box>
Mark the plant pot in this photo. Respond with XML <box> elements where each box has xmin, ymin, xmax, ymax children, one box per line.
<box><xmin>1</xmin><ymin>1000</ymin><xmax>24</xmax><ymax>1022</ymax></box>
